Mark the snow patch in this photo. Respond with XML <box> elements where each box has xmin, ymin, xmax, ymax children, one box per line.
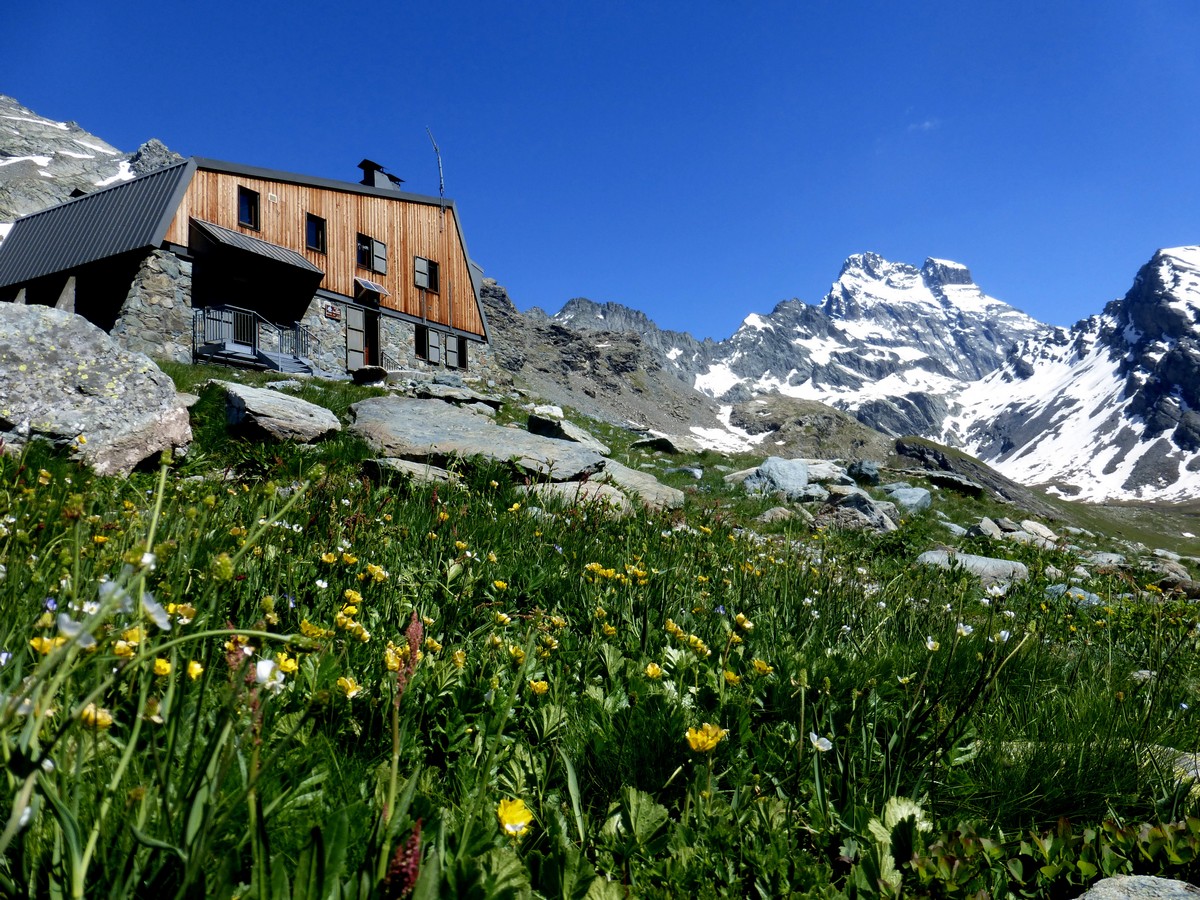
<box><xmin>695</xmin><ymin>363</ymin><xmax>742</xmax><ymax>397</ymax></box>
<box><xmin>73</xmin><ymin>139</ymin><xmax>118</xmax><ymax>156</ymax></box>
<box><xmin>0</xmin><ymin>155</ymin><xmax>52</xmax><ymax>167</ymax></box>
<box><xmin>666</xmin><ymin>347</ymin><xmax>682</xmax><ymax>361</ymax></box>
<box><xmin>1</xmin><ymin>114</ymin><xmax>68</xmax><ymax>130</ymax></box>
<box><xmin>93</xmin><ymin>160</ymin><xmax>134</xmax><ymax>187</ymax></box>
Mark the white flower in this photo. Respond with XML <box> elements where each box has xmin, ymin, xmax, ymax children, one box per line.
<box><xmin>989</xmin><ymin>630</ymin><xmax>1011</xmax><ymax>643</ymax></box>
<box><xmin>987</xmin><ymin>584</ymin><xmax>1007</xmax><ymax>598</ymax></box>
<box><xmin>315</xmin><ymin>579</ymin><xmax>328</xmax><ymax>589</ymax></box>
<box><xmin>56</xmin><ymin>614</ymin><xmax>96</xmax><ymax>649</ymax></box>
<box><xmin>1002</xmin><ymin>609</ymin><xmax>1016</xmax><ymax>619</ymax></box>
<box><xmin>140</xmin><ymin>552</ymin><xmax>157</xmax><ymax>570</ymax></box>
<box><xmin>141</xmin><ymin>592</ymin><xmax>171</xmax><ymax>631</ymax></box>
<box><xmin>809</xmin><ymin>732</ymin><xmax>833</xmax><ymax>752</ymax></box>
<box><xmin>925</xmin><ymin>636</ymin><xmax>940</xmax><ymax>652</ymax></box>
<box><xmin>255</xmin><ymin>659</ymin><xmax>285</xmax><ymax>694</ymax></box>
<box><xmin>877</xmin><ymin>601</ymin><xmax>887</xmax><ymax>610</ymax></box>
<box><xmin>979</xmin><ymin>598</ymin><xmax>990</xmax><ymax>607</ymax></box>
<box><xmin>956</xmin><ymin>623</ymin><xmax>974</xmax><ymax>637</ymax></box>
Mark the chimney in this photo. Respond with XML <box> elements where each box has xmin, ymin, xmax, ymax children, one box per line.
<box><xmin>358</xmin><ymin>159</ymin><xmax>404</xmax><ymax>190</ymax></box>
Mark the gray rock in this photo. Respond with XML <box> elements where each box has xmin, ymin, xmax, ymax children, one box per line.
<box><xmin>1071</xmin><ymin>875</ymin><xmax>1200</xmax><ymax>899</ymax></box>
<box><xmin>915</xmin><ymin>550</ymin><xmax>1030</xmax><ymax>587</ymax></box>
<box><xmin>0</xmin><ymin>305</ymin><xmax>191</xmax><ymax>474</ymax></box>
<box><xmin>363</xmin><ymin>457</ymin><xmax>460</xmax><ymax>484</ymax></box>
<box><xmin>1004</xmin><ymin>530</ymin><xmax>1057</xmax><ymax>550</ymax></box>
<box><xmin>526</xmin><ymin>413</ymin><xmax>611</xmax><ymax>455</ymax></box>
<box><xmin>722</xmin><ymin>466</ymin><xmax>758</xmax><ymax>485</ymax></box>
<box><xmin>664</xmin><ymin>466</ymin><xmax>703</xmax><ymax>479</ymax></box>
<box><xmin>805</xmin><ymin>460</ymin><xmax>850</xmax><ymax>484</ymax></box>
<box><xmin>414</xmin><ymin>382</ymin><xmax>503</xmax><ymax>410</ymax></box>
<box><xmin>1045</xmin><ymin>584</ymin><xmax>1103</xmax><ymax>608</ymax></box>
<box><xmin>265</xmin><ymin>380</ymin><xmax>303</xmax><ymax>392</ymax></box>
<box><xmin>942</xmin><ymin>521</ymin><xmax>968</xmax><ymax>537</ymax></box>
<box><xmin>1085</xmin><ymin>551</ymin><xmax>1128</xmax><ymax>567</ymax></box>
<box><xmin>814</xmin><ymin>505</ymin><xmax>896</xmax><ymax>532</ymax></box>
<box><xmin>826</xmin><ymin>483</ymin><xmax>871</xmax><ymax>501</ymax></box>
<box><xmin>531</xmin><ymin>404</ymin><xmax>564</xmax><ymax>419</ymax></box>
<box><xmin>995</xmin><ymin>517</ymin><xmax>1021</xmax><ymax>532</ymax></box>
<box><xmin>213</xmin><ymin>380</ymin><xmax>341</xmax><ymax>443</ymax></box>
<box><xmin>881</xmin><ymin>481</ymin><xmax>912</xmax><ymax>492</ymax></box>
<box><xmin>743</xmin><ymin>457</ymin><xmax>810</xmax><ymax>500</ymax></box>
<box><xmin>1020</xmin><ymin>519</ymin><xmax>1059</xmax><ymax>542</ymax></box>
<box><xmin>630</xmin><ymin>434</ymin><xmax>693</xmax><ymax>454</ymax></box>
<box><xmin>971</xmin><ymin>517</ymin><xmax>1005</xmax><ymax>539</ymax></box>
<box><xmin>595</xmin><ymin>459</ymin><xmax>685</xmax><ymax>512</ymax></box>
<box><xmin>848</xmin><ymin>459</ymin><xmax>881</xmax><ymax>484</ymax></box>
<box><xmin>887</xmin><ymin>486</ymin><xmax>932</xmax><ymax>513</ymax></box>
<box><xmin>520</xmin><ymin>481</ymin><xmax>632</xmax><ymax>517</ymax></box>
<box><xmin>797</xmin><ymin>483</ymin><xmax>830</xmax><ymax>504</ymax></box>
<box><xmin>1154</xmin><ymin>548</ymin><xmax>1183</xmax><ymax>562</ymax></box>
<box><xmin>757</xmin><ymin>506</ymin><xmax>798</xmax><ymax>524</ymax></box>
<box><xmin>350</xmin><ymin>397</ymin><xmax>605</xmax><ymax>481</ymax></box>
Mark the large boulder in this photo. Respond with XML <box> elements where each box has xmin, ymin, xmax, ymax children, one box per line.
<box><xmin>212</xmin><ymin>380</ymin><xmax>341</xmax><ymax>443</ymax></box>
<box><xmin>595</xmin><ymin>459</ymin><xmax>685</xmax><ymax>511</ymax></box>
<box><xmin>0</xmin><ymin>305</ymin><xmax>190</xmax><ymax>474</ymax></box>
<box><xmin>527</xmin><ymin>412</ymin><xmax>611</xmax><ymax>455</ymax></box>
<box><xmin>349</xmin><ymin>396</ymin><xmax>605</xmax><ymax>481</ymax></box>
<box><xmin>916</xmin><ymin>550</ymin><xmax>1029</xmax><ymax>587</ymax></box>
<box><xmin>1071</xmin><ymin>875</ymin><xmax>1200</xmax><ymax>899</ymax></box>
<box><xmin>742</xmin><ymin>457</ymin><xmax>810</xmax><ymax>500</ymax></box>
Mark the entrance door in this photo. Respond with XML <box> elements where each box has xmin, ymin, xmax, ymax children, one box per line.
<box><xmin>346</xmin><ymin>307</ymin><xmax>381</xmax><ymax>370</ymax></box>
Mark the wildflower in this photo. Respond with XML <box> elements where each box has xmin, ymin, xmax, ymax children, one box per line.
<box><xmin>452</xmin><ymin>649</ymin><xmax>466</xmax><ymax>669</ymax></box>
<box><xmin>752</xmin><ymin>659</ymin><xmax>774</xmax><ymax>676</ymax></box>
<box><xmin>487</xmin><ymin>633</ymin><xmax>504</xmax><ymax>650</ymax></box>
<box><xmin>508</xmin><ymin>502</ymin><xmax>521</xmax><ymax>513</ymax></box>
<box><xmin>341</xmin><ymin>552</ymin><xmax>358</xmax><ymax>565</ymax></box>
<box><xmin>80</xmin><ymin>703</ymin><xmax>114</xmax><ymax>730</ymax></box>
<box><xmin>509</xmin><ymin>645</ymin><xmax>526</xmax><ymax>665</ymax></box>
<box><xmin>37</xmin><ymin>469</ymin><xmax>52</xmax><ymax>485</ymax></box>
<box><xmin>315</xmin><ymin>578</ymin><xmax>328</xmax><ymax>590</ymax></box>
<box><xmin>602</xmin><ymin>624</ymin><xmax>617</xmax><ymax>637</ymax></box>
<box><xmin>956</xmin><ymin>623</ymin><xmax>974</xmax><ymax>638</ymax></box>
<box><xmin>809</xmin><ymin>732</ymin><xmax>833</xmax><ymax>752</ymax></box>
<box><xmin>187</xmin><ymin>660</ymin><xmax>204</xmax><ymax>680</ymax></box>
<box><xmin>493</xmin><ymin>580</ymin><xmax>508</xmax><ymax>591</ymax></box>
<box><xmin>487</xmin><ymin>551</ymin><xmax>498</xmax><ymax>564</ymax></box>
<box><xmin>29</xmin><ymin>636</ymin><xmax>65</xmax><ymax>655</ymax></box>
<box><xmin>321</xmin><ymin>552</ymin><xmax>337</xmax><ymax>564</ymax></box>
<box><xmin>255</xmin><ymin>660</ymin><xmax>285</xmax><ymax>694</ymax></box>
<box><xmin>93</xmin><ymin>535</ymin><xmax>109</xmax><ymax>545</ymax></box>
<box><xmin>424</xmin><ymin>637</ymin><xmax>442</xmax><ymax>653</ymax></box>
<box><xmin>724</xmin><ymin>670</ymin><xmax>741</xmax><ymax>686</ymax></box>
<box><xmin>276</xmin><ymin>653</ymin><xmax>299</xmax><ymax>675</ymax></box>
<box><xmin>336</xmin><ymin>676</ymin><xmax>361</xmax><ymax>699</ymax></box>
<box><xmin>925</xmin><ymin>636</ymin><xmax>940</xmax><ymax>652</ymax></box>
<box><xmin>494</xmin><ymin>611</ymin><xmax>512</xmax><ymax>625</ymax></box>
<box><xmin>496</xmin><ymin>798</ymin><xmax>532</xmax><ymax>838</ymax></box>
<box><xmin>113</xmin><ymin>640</ymin><xmax>134</xmax><ymax>658</ymax></box>
<box><xmin>153</xmin><ymin>658</ymin><xmax>172</xmax><ymax>676</ymax></box>
<box><xmin>528</xmin><ymin>680</ymin><xmax>549</xmax><ymax>695</ymax></box>
<box><xmin>989</xmin><ymin>630</ymin><xmax>1012</xmax><ymax>644</ymax></box>
<box><xmin>897</xmin><ymin>673</ymin><xmax>914</xmax><ymax>685</ymax></box>
<box><xmin>686</xmin><ymin>722</ymin><xmax>726</xmax><ymax>753</ymax></box>
<box><xmin>644</xmin><ymin>662</ymin><xmax>664</xmax><ymax>679</ymax></box>
<box><xmin>344</xmin><ymin>588</ymin><xmax>363</xmax><ymax>605</ymax></box>
<box><xmin>734</xmin><ymin>613</ymin><xmax>754</xmax><ymax>633</ymax></box>
<box><xmin>210</xmin><ymin>553</ymin><xmax>234</xmax><ymax>581</ymax></box>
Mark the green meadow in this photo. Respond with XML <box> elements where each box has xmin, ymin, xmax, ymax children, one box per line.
<box><xmin>2</xmin><ymin>370</ymin><xmax>1200</xmax><ymax>898</ymax></box>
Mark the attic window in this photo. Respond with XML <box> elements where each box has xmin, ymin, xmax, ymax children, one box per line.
<box><xmin>306</xmin><ymin>213</ymin><xmax>326</xmax><ymax>253</ymax></box>
<box><xmin>414</xmin><ymin>256</ymin><xmax>439</xmax><ymax>293</ymax></box>
<box><xmin>357</xmin><ymin>233</ymin><xmax>387</xmax><ymax>275</ymax></box>
<box><xmin>237</xmin><ymin>187</ymin><xmax>260</xmax><ymax>230</ymax></box>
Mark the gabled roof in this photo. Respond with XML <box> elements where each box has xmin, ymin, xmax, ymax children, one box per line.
<box><xmin>0</xmin><ymin>159</ymin><xmax>195</xmax><ymax>288</ymax></box>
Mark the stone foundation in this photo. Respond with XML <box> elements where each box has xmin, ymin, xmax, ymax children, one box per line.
<box><xmin>110</xmin><ymin>250</ymin><xmax>193</xmax><ymax>363</ymax></box>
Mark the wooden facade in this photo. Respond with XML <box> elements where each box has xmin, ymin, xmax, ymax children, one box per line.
<box><xmin>164</xmin><ymin>165</ymin><xmax>485</xmax><ymax>338</ymax></box>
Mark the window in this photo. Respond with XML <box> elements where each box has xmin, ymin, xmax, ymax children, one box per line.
<box><xmin>414</xmin><ymin>256</ymin><xmax>439</xmax><ymax>292</ymax></box>
<box><xmin>357</xmin><ymin>233</ymin><xmax>386</xmax><ymax>274</ymax></box>
<box><xmin>237</xmin><ymin>187</ymin><xmax>260</xmax><ymax>230</ymax></box>
<box><xmin>305</xmin><ymin>213</ymin><xmax>326</xmax><ymax>253</ymax></box>
<box><xmin>445</xmin><ymin>335</ymin><xmax>467</xmax><ymax>369</ymax></box>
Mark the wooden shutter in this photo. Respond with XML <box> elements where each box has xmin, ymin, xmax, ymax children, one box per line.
<box><xmin>372</xmin><ymin>240</ymin><xmax>387</xmax><ymax>275</ymax></box>
<box><xmin>346</xmin><ymin>306</ymin><xmax>366</xmax><ymax>370</ymax></box>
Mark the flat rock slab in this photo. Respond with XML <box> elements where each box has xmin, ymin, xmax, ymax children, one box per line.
<box><xmin>520</xmin><ymin>481</ymin><xmax>632</xmax><ymax>516</ymax></box>
<box><xmin>363</xmin><ymin>457</ymin><xmax>460</xmax><ymax>485</ymax></box>
<box><xmin>213</xmin><ymin>380</ymin><xmax>341</xmax><ymax>443</ymax></box>
<box><xmin>1072</xmin><ymin>875</ymin><xmax>1200</xmax><ymax>899</ymax></box>
<box><xmin>415</xmin><ymin>382</ymin><xmax>503</xmax><ymax>410</ymax></box>
<box><xmin>0</xmin><ymin>304</ymin><xmax>191</xmax><ymax>474</ymax></box>
<box><xmin>595</xmin><ymin>459</ymin><xmax>685</xmax><ymax>511</ymax></box>
<box><xmin>887</xmin><ymin>486</ymin><xmax>932</xmax><ymax>513</ymax></box>
<box><xmin>350</xmin><ymin>396</ymin><xmax>605</xmax><ymax>480</ymax></box>
<box><xmin>744</xmin><ymin>457</ymin><xmax>810</xmax><ymax>500</ymax></box>
<box><xmin>527</xmin><ymin>412</ymin><xmax>611</xmax><ymax>455</ymax></box>
<box><xmin>916</xmin><ymin>550</ymin><xmax>1029</xmax><ymax>587</ymax></box>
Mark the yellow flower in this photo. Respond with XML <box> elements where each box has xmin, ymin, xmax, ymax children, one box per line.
<box><xmin>734</xmin><ymin>613</ymin><xmax>754</xmax><ymax>633</ymax></box>
<box><xmin>344</xmin><ymin>588</ymin><xmax>363</xmax><ymax>605</ymax></box>
<box><xmin>494</xmin><ymin>611</ymin><xmax>512</xmax><ymax>625</ymax></box>
<box><xmin>452</xmin><ymin>649</ymin><xmax>466</xmax><ymax>669</ymax></box>
<box><xmin>752</xmin><ymin>659</ymin><xmax>774</xmax><ymax>676</ymax></box>
<box><xmin>113</xmin><ymin>640</ymin><xmax>134</xmax><ymax>658</ymax></box>
<box><xmin>437</xmin><ymin>510</ymin><xmax>450</xmax><ymax>523</ymax></box>
<box><xmin>685</xmin><ymin>722</ymin><xmax>726</xmax><ymax>753</ymax></box>
<box><xmin>528</xmin><ymin>680</ymin><xmax>549</xmax><ymax>695</ymax></box>
<box><xmin>336</xmin><ymin>676</ymin><xmax>361</xmax><ymax>699</ymax></box>
<box><xmin>425</xmin><ymin>637</ymin><xmax>443</xmax><ymax>653</ymax></box>
<box><xmin>508</xmin><ymin>502</ymin><xmax>521</xmax><ymax>513</ymax></box>
<box><xmin>487</xmin><ymin>551</ymin><xmax>498</xmax><ymax>564</ymax></box>
<box><xmin>341</xmin><ymin>552</ymin><xmax>358</xmax><ymax>565</ymax></box>
<box><xmin>509</xmin><ymin>644</ymin><xmax>526</xmax><ymax>665</ymax></box>
<box><xmin>724</xmin><ymin>670</ymin><xmax>741</xmax><ymax>686</ymax></box>
<box><xmin>496</xmin><ymin>798</ymin><xmax>533</xmax><ymax>838</ymax></box>
<box><xmin>493</xmin><ymin>580</ymin><xmax>508</xmax><ymax>591</ymax></box>
<box><xmin>276</xmin><ymin>653</ymin><xmax>299</xmax><ymax>675</ymax></box>
<box><xmin>81</xmin><ymin>703</ymin><xmax>114</xmax><ymax>730</ymax></box>
<box><xmin>93</xmin><ymin>535</ymin><xmax>109</xmax><ymax>545</ymax></box>
<box><xmin>37</xmin><ymin>469</ymin><xmax>52</xmax><ymax>486</ymax></box>
<box><xmin>153</xmin><ymin>658</ymin><xmax>172</xmax><ymax>676</ymax></box>
<box><xmin>602</xmin><ymin>623</ymin><xmax>617</xmax><ymax>637</ymax></box>
<box><xmin>187</xmin><ymin>660</ymin><xmax>204</xmax><ymax>680</ymax></box>
<box><xmin>321</xmin><ymin>552</ymin><xmax>338</xmax><ymax>564</ymax></box>
<box><xmin>645</xmin><ymin>662</ymin><xmax>664</xmax><ymax>679</ymax></box>
<box><xmin>29</xmin><ymin>636</ymin><xmax>65</xmax><ymax>655</ymax></box>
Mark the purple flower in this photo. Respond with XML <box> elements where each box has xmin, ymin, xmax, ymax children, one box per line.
<box><xmin>43</xmin><ymin>597</ymin><xmax>57</xmax><ymax>611</ymax></box>
<box><xmin>715</xmin><ymin>605</ymin><xmax>726</xmax><ymax>616</ymax></box>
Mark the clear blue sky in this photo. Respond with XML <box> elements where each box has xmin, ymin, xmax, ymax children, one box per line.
<box><xmin>5</xmin><ymin>1</ymin><xmax>1199</xmax><ymax>339</ymax></box>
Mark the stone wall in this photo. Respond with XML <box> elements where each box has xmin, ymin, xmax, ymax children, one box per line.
<box><xmin>110</xmin><ymin>250</ymin><xmax>193</xmax><ymax>363</ymax></box>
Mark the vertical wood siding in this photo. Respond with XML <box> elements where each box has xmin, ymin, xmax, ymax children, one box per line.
<box><xmin>165</xmin><ymin>170</ymin><xmax>483</xmax><ymax>336</ymax></box>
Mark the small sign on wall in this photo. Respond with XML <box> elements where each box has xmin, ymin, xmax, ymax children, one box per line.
<box><xmin>324</xmin><ymin>303</ymin><xmax>342</xmax><ymax>321</ymax></box>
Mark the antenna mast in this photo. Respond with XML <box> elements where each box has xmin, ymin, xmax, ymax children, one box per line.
<box><xmin>427</xmin><ymin>127</ymin><xmax>446</xmax><ymax>232</ymax></box>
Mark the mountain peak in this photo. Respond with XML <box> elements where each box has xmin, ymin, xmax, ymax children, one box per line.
<box><xmin>921</xmin><ymin>257</ymin><xmax>974</xmax><ymax>287</ymax></box>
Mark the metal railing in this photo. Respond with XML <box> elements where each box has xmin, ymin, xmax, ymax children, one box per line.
<box><xmin>379</xmin><ymin>350</ymin><xmax>403</xmax><ymax>373</ymax></box>
<box><xmin>193</xmin><ymin>305</ymin><xmax>315</xmax><ymax>364</ymax></box>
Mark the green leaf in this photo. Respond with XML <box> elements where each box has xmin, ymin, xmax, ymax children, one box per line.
<box><xmin>293</xmin><ymin>826</ymin><xmax>325</xmax><ymax>900</ymax></box>
<box><xmin>558</xmin><ymin>749</ymin><xmax>586</xmax><ymax>846</ymax></box>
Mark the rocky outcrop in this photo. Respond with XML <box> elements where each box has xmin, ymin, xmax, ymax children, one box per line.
<box><xmin>0</xmin><ymin>305</ymin><xmax>190</xmax><ymax>473</ymax></box>
<box><xmin>212</xmin><ymin>380</ymin><xmax>341</xmax><ymax>443</ymax></box>
<box><xmin>1071</xmin><ymin>875</ymin><xmax>1200</xmax><ymax>899</ymax></box>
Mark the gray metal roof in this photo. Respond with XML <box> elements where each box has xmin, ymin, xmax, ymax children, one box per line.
<box><xmin>191</xmin><ymin>218</ymin><xmax>324</xmax><ymax>273</ymax></box>
<box><xmin>0</xmin><ymin>160</ymin><xmax>195</xmax><ymax>288</ymax></box>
